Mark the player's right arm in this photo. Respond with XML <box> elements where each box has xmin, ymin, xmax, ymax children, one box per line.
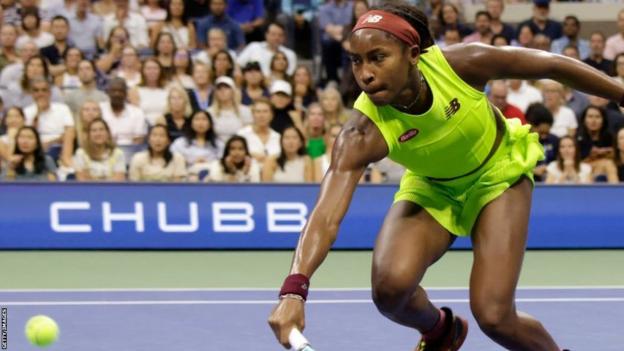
<box><xmin>268</xmin><ymin>110</ymin><xmax>388</xmax><ymax>348</ymax></box>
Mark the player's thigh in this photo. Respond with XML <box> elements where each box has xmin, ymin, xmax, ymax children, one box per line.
<box><xmin>372</xmin><ymin>200</ymin><xmax>455</xmax><ymax>287</ymax></box>
<box><xmin>470</xmin><ymin>177</ymin><xmax>532</xmax><ymax>311</ymax></box>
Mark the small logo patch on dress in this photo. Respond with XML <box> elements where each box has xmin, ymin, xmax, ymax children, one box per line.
<box><xmin>398</xmin><ymin>128</ymin><xmax>419</xmax><ymax>143</ymax></box>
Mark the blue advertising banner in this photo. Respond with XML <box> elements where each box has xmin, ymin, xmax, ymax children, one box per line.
<box><xmin>0</xmin><ymin>183</ymin><xmax>623</xmax><ymax>249</ymax></box>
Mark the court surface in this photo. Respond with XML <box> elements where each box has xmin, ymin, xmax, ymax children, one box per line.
<box><xmin>0</xmin><ymin>251</ymin><xmax>623</xmax><ymax>350</ymax></box>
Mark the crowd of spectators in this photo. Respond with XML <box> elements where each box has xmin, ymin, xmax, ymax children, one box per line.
<box><xmin>0</xmin><ymin>0</ymin><xmax>623</xmax><ymax>185</ymax></box>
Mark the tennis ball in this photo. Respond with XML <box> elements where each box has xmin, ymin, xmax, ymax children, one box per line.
<box><xmin>25</xmin><ymin>315</ymin><xmax>59</xmax><ymax>347</ymax></box>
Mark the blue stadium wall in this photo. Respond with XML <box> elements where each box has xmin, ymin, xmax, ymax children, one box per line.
<box><xmin>0</xmin><ymin>183</ymin><xmax>623</xmax><ymax>249</ymax></box>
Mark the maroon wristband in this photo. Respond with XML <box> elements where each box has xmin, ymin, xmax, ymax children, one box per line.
<box><xmin>279</xmin><ymin>274</ymin><xmax>310</xmax><ymax>301</ymax></box>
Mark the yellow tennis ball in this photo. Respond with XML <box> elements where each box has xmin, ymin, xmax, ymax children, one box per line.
<box><xmin>24</xmin><ymin>315</ymin><xmax>59</xmax><ymax>347</ymax></box>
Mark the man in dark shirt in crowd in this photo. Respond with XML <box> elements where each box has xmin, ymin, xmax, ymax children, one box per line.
<box><xmin>40</xmin><ymin>15</ymin><xmax>72</xmax><ymax>75</ymax></box>
<box><xmin>526</xmin><ymin>103</ymin><xmax>559</xmax><ymax>181</ymax></box>
<box><xmin>583</xmin><ymin>31</ymin><xmax>614</xmax><ymax>76</ymax></box>
<box><xmin>194</xmin><ymin>0</ymin><xmax>245</xmax><ymax>50</ymax></box>
<box><xmin>517</xmin><ymin>0</ymin><xmax>562</xmax><ymax>42</ymax></box>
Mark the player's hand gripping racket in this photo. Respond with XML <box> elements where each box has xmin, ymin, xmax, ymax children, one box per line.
<box><xmin>289</xmin><ymin>328</ymin><xmax>316</xmax><ymax>351</ymax></box>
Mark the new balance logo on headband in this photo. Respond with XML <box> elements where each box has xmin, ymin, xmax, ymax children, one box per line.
<box><xmin>444</xmin><ymin>98</ymin><xmax>461</xmax><ymax>119</ymax></box>
<box><xmin>363</xmin><ymin>14</ymin><xmax>383</xmax><ymax>23</ymax></box>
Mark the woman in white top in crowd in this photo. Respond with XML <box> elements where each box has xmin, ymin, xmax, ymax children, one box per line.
<box><xmin>5</xmin><ymin>55</ymin><xmax>63</xmax><ymax>108</ymax></box>
<box><xmin>540</xmin><ymin>79</ymin><xmax>578</xmax><ymax>138</ymax></box>
<box><xmin>156</xmin><ymin>86</ymin><xmax>192</xmax><ymax>141</ymax></box>
<box><xmin>170</xmin><ymin>48</ymin><xmax>195</xmax><ymax>89</ymax></box>
<box><xmin>170</xmin><ymin>110</ymin><xmax>223</xmax><ymax>179</ymax></box>
<box><xmin>141</xmin><ymin>0</ymin><xmax>166</xmax><ymax>32</ymax></box>
<box><xmin>73</xmin><ymin>118</ymin><xmax>126</xmax><ymax>181</ymax></box>
<box><xmin>153</xmin><ymin>31</ymin><xmax>176</xmax><ymax>81</ymax></box>
<box><xmin>546</xmin><ymin>136</ymin><xmax>593</xmax><ymax>184</ymax></box>
<box><xmin>319</xmin><ymin>85</ymin><xmax>350</xmax><ymax>125</ymax></box>
<box><xmin>17</xmin><ymin>8</ymin><xmax>53</xmax><ymax>48</ymax></box>
<box><xmin>262</xmin><ymin>126</ymin><xmax>313</xmax><ymax>183</ymax></box>
<box><xmin>208</xmin><ymin>76</ymin><xmax>252</xmax><ymax>143</ymax></box>
<box><xmin>114</xmin><ymin>46</ymin><xmax>142</xmax><ymax>89</ymax></box>
<box><xmin>129</xmin><ymin>58</ymin><xmax>168</xmax><ymax>126</ymax></box>
<box><xmin>237</xmin><ymin>98</ymin><xmax>281</xmax><ymax>167</ymax></box>
<box><xmin>130</xmin><ymin>124</ymin><xmax>187</xmax><ymax>181</ymax></box>
<box><xmin>55</xmin><ymin>47</ymin><xmax>83</xmax><ymax>94</ymax></box>
<box><xmin>207</xmin><ymin>135</ymin><xmax>260</xmax><ymax>182</ymax></box>
<box><xmin>313</xmin><ymin>123</ymin><xmax>341</xmax><ymax>182</ymax></box>
<box><xmin>75</xmin><ymin>100</ymin><xmax>103</xmax><ymax>148</ymax></box>
<box><xmin>151</xmin><ymin>0</ymin><xmax>196</xmax><ymax>50</ymax></box>
<box><xmin>0</xmin><ymin>107</ymin><xmax>26</xmax><ymax>159</ymax></box>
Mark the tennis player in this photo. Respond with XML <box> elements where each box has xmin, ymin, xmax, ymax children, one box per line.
<box><xmin>269</xmin><ymin>2</ymin><xmax>622</xmax><ymax>350</ymax></box>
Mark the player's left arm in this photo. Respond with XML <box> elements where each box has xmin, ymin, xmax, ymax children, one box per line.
<box><xmin>444</xmin><ymin>43</ymin><xmax>624</xmax><ymax>102</ymax></box>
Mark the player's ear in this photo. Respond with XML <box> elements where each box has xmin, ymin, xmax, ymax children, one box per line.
<box><xmin>409</xmin><ymin>45</ymin><xmax>421</xmax><ymax>65</ymax></box>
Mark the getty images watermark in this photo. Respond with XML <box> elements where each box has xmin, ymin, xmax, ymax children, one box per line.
<box><xmin>1</xmin><ymin>307</ymin><xmax>7</xmax><ymax>349</ymax></box>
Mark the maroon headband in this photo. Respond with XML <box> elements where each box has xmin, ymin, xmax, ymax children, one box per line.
<box><xmin>352</xmin><ymin>10</ymin><xmax>421</xmax><ymax>47</ymax></box>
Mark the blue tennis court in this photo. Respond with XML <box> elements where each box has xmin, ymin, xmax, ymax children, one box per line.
<box><xmin>1</xmin><ymin>286</ymin><xmax>622</xmax><ymax>350</ymax></box>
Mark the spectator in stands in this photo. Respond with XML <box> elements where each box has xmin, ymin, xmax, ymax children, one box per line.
<box><xmin>241</xmin><ymin>61</ymin><xmax>269</xmax><ymax>106</ymax></box>
<box><xmin>151</xmin><ymin>33</ymin><xmax>175</xmax><ymax>82</ymax></box>
<box><xmin>486</xmin><ymin>0</ymin><xmax>514</xmax><ymax>43</ymax></box>
<box><xmin>613</xmin><ymin>128</ymin><xmax>624</xmax><ymax>181</ymax></box>
<box><xmin>436</xmin><ymin>3</ymin><xmax>472</xmax><ymax>41</ymax></box>
<box><xmin>73</xmin><ymin>118</ymin><xmax>126</xmax><ymax>181</ymax></box>
<box><xmin>318</xmin><ymin>0</ymin><xmax>353</xmax><ymax>84</ymax></box>
<box><xmin>207</xmin><ymin>135</ymin><xmax>260</xmax><ymax>182</ymax></box>
<box><xmin>0</xmin><ymin>107</ymin><xmax>25</xmax><ymax>157</ymax></box>
<box><xmin>237</xmin><ymin>22</ymin><xmax>296</xmax><ymax>78</ymax></box>
<box><xmin>313</xmin><ymin>123</ymin><xmax>341</xmax><ymax>182</ymax></box>
<box><xmin>517</xmin><ymin>0</ymin><xmax>561</xmax><ymax>42</ymax></box>
<box><xmin>526</xmin><ymin>103</ymin><xmax>558</xmax><ymax>182</ymax></box>
<box><xmin>320</xmin><ymin>86</ymin><xmax>349</xmax><ymax>126</ymax></box>
<box><xmin>550</xmin><ymin>15</ymin><xmax>590</xmax><ymax>60</ymax></box>
<box><xmin>227</xmin><ymin>0</ymin><xmax>265</xmax><ymax>43</ymax></box>
<box><xmin>513</xmin><ymin>23</ymin><xmax>534</xmax><ymax>49</ymax></box>
<box><xmin>304</xmin><ymin>103</ymin><xmax>326</xmax><ymax>159</ymax></box>
<box><xmin>584</xmin><ymin>32</ymin><xmax>613</xmax><ymax>76</ymax></box>
<box><xmin>171</xmin><ymin>110</ymin><xmax>223</xmax><ymax>179</ymax></box>
<box><xmin>267</xmin><ymin>51</ymin><xmax>291</xmax><ymax>86</ymax></box>
<box><xmin>237</xmin><ymin>98</ymin><xmax>281</xmax><ymax>166</ymax></box>
<box><xmin>604</xmin><ymin>9</ymin><xmax>624</xmax><ymax>61</ymax></box>
<box><xmin>194</xmin><ymin>0</ymin><xmax>244</xmax><ymax>51</ymax></box>
<box><xmin>540</xmin><ymin>79</ymin><xmax>578</xmax><ymax>138</ymax></box>
<box><xmin>262</xmin><ymin>126</ymin><xmax>313</xmax><ymax>182</ymax></box>
<box><xmin>186</xmin><ymin>62</ymin><xmax>213</xmax><ymax>111</ymax></box>
<box><xmin>2</xmin><ymin>0</ymin><xmax>20</xmax><ymax>27</ymax></box>
<box><xmin>277</xmin><ymin>0</ymin><xmax>321</xmax><ymax>59</ymax></box>
<box><xmin>23</xmin><ymin>78</ymin><xmax>75</xmax><ymax>167</ymax></box>
<box><xmin>4</xmin><ymin>55</ymin><xmax>63</xmax><ymax>108</ymax></box>
<box><xmin>141</xmin><ymin>0</ymin><xmax>166</xmax><ymax>33</ymax></box>
<box><xmin>155</xmin><ymin>86</ymin><xmax>191</xmax><ymax>141</ymax></box>
<box><xmin>440</xmin><ymin>28</ymin><xmax>462</xmax><ymax>49</ymax></box>
<box><xmin>545</xmin><ymin>136</ymin><xmax>592</xmax><ymax>184</ymax></box>
<box><xmin>269</xmin><ymin>79</ymin><xmax>302</xmax><ymax>134</ymax></box>
<box><xmin>507</xmin><ymin>79</ymin><xmax>542</xmax><ymax>113</ymax></box>
<box><xmin>129</xmin><ymin>58</ymin><xmax>168</xmax><ymax>126</ymax></box>
<box><xmin>463</xmin><ymin>11</ymin><xmax>492</xmax><ymax>45</ymax></box>
<box><xmin>112</xmin><ymin>45</ymin><xmax>141</xmax><ymax>88</ymax></box>
<box><xmin>488</xmin><ymin>80</ymin><xmax>526</xmax><ymax>124</ymax></box>
<box><xmin>563</xmin><ymin>84</ymin><xmax>590</xmax><ymax>121</ymax></box>
<box><xmin>531</xmin><ymin>33</ymin><xmax>551</xmax><ymax>52</ymax></box>
<box><xmin>184</xmin><ymin>0</ymin><xmax>210</xmax><ymax>20</ymax></box>
<box><xmin>613</xmin><ymin>53</ymin><xmax>624</xmax><ymax>85</ymax></box>
<box><xmin>68</xmin><ymin>0</ymin><xmax>103</xmax><ymax>59</ymax></box>
<box><xmin>170</xmin><ymin>49</ymin><xmax>195</xmax><ymax>89</ymax></box>
<box><xmin>75</xmin><ymin>100</ymin><xmax>102</xmax><ymax>147</ymax></box>
<box><xmin>491</xmin><ymin>34</ymin><xmax>509</xmax><ymax>47</ymax></box>
<box><xmin>40</xmin><ymin>15</ymin><xmax>72</xmax><ymax>77</ymax></box>
<box><xmin>55</xmin><ymin>47</ymin><xmax>83</xmax><ymax>94</ymax></box>
<box><xmin>102</xmin><ymin>0</ymin><xmax>148</xmax><ymax>50</ymax></box>
<box><xmin>576</xmin><ymin>105</ymin><xmax>619</xmax><ymax>183</ymax></box>
<box><xmin>194</xmin><ymin>28</ymin><xmax>237</xmax><ymax>66</ymax></box>
<box><xmin>292</xmin><ymin>65</ymin><xmax>317</xmax><ymax>111</ymax></box>
<box><xmin>339</xmin><ymin>0</ymin><xmax>368</xmax><ymax>106</ymax></box>
<box><xmin>129</xmin><ymin>124</ymin><xmax>187</xmax><ymax>181</ymax></box>
<box><xmin>561</xmin><ymin>44</ymin><xmax>580</xmax><ymax>60</ymax></box>
<box><xmin>0</xmin><ymin>24</ymin><xmax>19</xmax><ymax>71</ymax></box>
<box><xmin>150</xmin><ymin>0</ymin><xmax>195</xmax><ymax>50</ymax></box>
<box><xmin>210</xmin><ymin>49</ymin><xmax>240</xmax><ymax>84</ymax></box>
<box><xmin>588</xmin><ymin>94</ymin><xmax>624</xmax><ymax>135</ymax></box>
<box><xmin>17</xmin><ymin>7</ymin><xmax>54</xmax><ymax>49</ymax></box>
<box><xmin>2</xmin><ymin>126</ymin><xmax>57</xmax><ymax>181</ymax></box>
<box><xmin>96</xmin><ymin>26</ymin><xmax>131</xmax><ymax>74</ymax></box>
<box><xmin>208</xmin><ymin>76</ymin><xmax>252</xmax><ymax>142</ymax></box>
<box><xmin>100</xmin><ymin>77</ymin><xmax>147</xmax><ymax>146</ymax></box>
<box><xmin>93</xmin><ymin>0</ymin><xmax>116</xmax><ymax>17</ymax></box>
<box><xmin>64</xmin><ymin>60</ymin><xmax>109</xmax><ymax>117</ymax></box>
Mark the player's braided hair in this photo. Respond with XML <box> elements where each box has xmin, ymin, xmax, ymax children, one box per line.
<box><xmin>372</xmin><ymin>1</ymin><xmax>434</xmax><ymax>50</ymax></box>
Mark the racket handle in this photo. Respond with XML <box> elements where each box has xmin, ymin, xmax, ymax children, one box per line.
<box><xmin>289</xmin><ymin>328</ymin><xmax>315</xmax><ymax>351</ymax></box>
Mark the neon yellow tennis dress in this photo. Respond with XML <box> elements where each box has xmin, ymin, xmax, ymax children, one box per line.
<box><xmin>354</xmin><ymin>45</ymin><xmax>544</xmax><ymax>236</ymax></box>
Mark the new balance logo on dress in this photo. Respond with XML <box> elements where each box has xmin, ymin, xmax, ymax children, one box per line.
<box><xmin>444</xmin><ymin>98</ymin><xmax>461</xmax><ymax>119</ymax></box>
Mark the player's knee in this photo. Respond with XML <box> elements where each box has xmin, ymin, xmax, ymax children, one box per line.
<box><xmin>371</xmin><ymin>272</ymin><xmax>415</xmax><ymax>316</ymax></box>
<box><xmin>471</xmin><ymin>300</ymin><xmax>515</xmax><ymax>337</ymax></box>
